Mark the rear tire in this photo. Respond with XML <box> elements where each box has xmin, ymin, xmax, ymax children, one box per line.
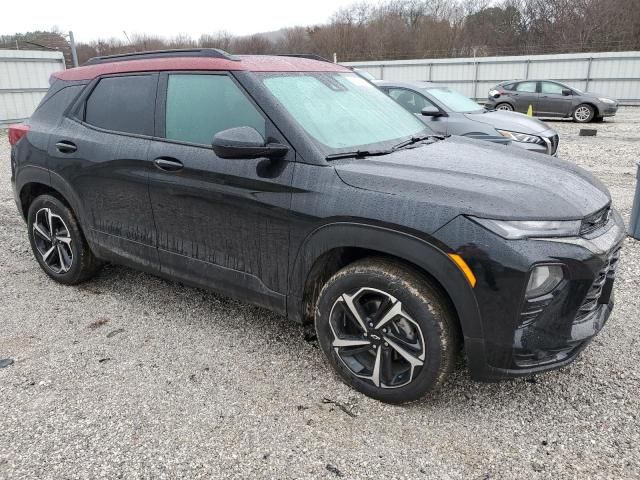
<box><xmin>573</xmin><ymin>104</ymin><xmax>595</xmax><ymax>123</ymax></box>
<box><xmin>495</xmin><ymin>103</ymin><xmax>514</xmax><ymax>112</ymax></box>
<box><xmin>315</xmin><ymin>257</ymin><xmax>457</xmax><ymax>403</ymax></box>
<box><xmin>27</xmin><ymin>195</ymin><xmax>101</xmax><ymax>285</ymax></box>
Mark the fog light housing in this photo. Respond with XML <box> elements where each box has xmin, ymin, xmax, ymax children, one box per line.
<box><xmin>525</xmin><ymin>265</ymin><xmax>564</xmax><ymax>299</ymax></box>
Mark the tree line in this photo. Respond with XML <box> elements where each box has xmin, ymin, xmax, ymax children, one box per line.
<box><xmin>7</xmin><ymin>0</ymin><xmax>640</xmax><ymax>64</ymax></box>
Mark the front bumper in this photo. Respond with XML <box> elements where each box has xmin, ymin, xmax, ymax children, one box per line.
<box><xmin>434</xmin><ymin>210</ymin><xmax>625</xmax><ymax>381</ymax></box>
<box><xmin>600</xmin><ymin>103</ymin><xmax>618</xmax><ymax>117</ymax></box>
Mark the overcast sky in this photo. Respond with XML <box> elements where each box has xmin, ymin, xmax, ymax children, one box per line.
<box><xmin>1</xmin><ymin>0</ymin><xmax>359</xmax><ymax>42</ymax></box>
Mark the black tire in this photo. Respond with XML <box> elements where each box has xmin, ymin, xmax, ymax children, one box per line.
<box><xmin>495</xmin><ymin>102</ymin><xmax>514</xmax><ymax>112</ymax></box>
<box><xmin>573</xmin><ymin>104</ymin><xmax>595</xmax><ymax>123</ymax></box>
<box><xmin>27</xmin><ymin>194</ymin><xmax>101</xmax><ymax>285</ymax></box>
<box><xmin>315</xmin><ymin>257</ymin><xmax>458</xmax><ymax>403</ymax></box>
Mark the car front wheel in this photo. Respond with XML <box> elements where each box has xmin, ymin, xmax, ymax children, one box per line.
<box><xmin>573</xmin><ymin>104</ymin><xmax>595</xmax><ymax>123</ymax></box>
<box><xmin>315</xmin><ymin>258</ymin><xmax>458</xmax><ymax>403</ymax></box>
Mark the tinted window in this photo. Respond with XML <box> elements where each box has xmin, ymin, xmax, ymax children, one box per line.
<box><xmin>541</xmin><ymin>82</ymin><xmax>565</xmax><ymax>95</ymax></box>
<box><xmin>165</xmin><ymin>74</ymin><xmax>265</xmax><ymax>145</ymax></box>
<box><xmin>32</xmin><ymin>84</ymin><xmax>84</xmax><ymax>122</ymax></box>
<box><xmin>502</xmin><ymin>83</ymin><xmax>516</xmax><ymax>91</ymax></box>
<box><xmin>85</xmin><ymin>75</ymin><xmax>156</xmax><ymax>136</ymax></box>
<box><xmin>388</xmin><ymin>88</ymin><xmax>435</xmax><ymax>114</ymax></box>
<box><xmin>515</xmin><ymin>82</ymin><xmax>537</xmax><ymax>93</ymax></box>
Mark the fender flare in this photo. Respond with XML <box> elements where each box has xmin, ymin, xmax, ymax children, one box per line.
<box><xmin>287</xmin><ymin>222</ymin><xmax>483</xmax><ymax>341</ymax></box>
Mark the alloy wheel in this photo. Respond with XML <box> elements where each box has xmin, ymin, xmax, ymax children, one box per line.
<box><xmin>32</xmin><ymin>207</ymin><xmax>74</xmax><ymax>274</ymax></box>
<box><xmin>329</xmin><ymin>287</ymin><xmax>426</xmax><ymax>389</ymax></box>
<box><xmin>496</xmin><ymin>104</ymin><xmax>513</xmax><ymax>111</ymax></box>
<box><xmin>575</xmin><ymin>106</ymin><xmax>592</xmax><ymax>122</ymax></box>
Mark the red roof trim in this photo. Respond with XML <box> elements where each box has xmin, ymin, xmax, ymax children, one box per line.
<box><xmin>53</xmin><ymin>55</ymin><xmax>349</xmax><ymax>81</ymax></box>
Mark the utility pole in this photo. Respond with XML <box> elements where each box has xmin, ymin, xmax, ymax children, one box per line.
<box><xmin>69</xmin><ymin>31</ymin><xmax>79</xmax><ymax>67</ymax></box>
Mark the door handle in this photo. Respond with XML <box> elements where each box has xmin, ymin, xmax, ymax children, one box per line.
<box><xmin>154</xmin><ymin>157</ymin><xmax>184</xmax><ymax>172</ymax></box>
<box><xmin>55</xmin><ymin>140</ymin><xmax>77</xmax><ymax>153</ymax></box>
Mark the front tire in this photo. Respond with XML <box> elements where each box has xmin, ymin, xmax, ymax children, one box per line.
<box><xmin>573</xmin><ymin>104</ymin><xmax>595</xmax><ymax>123</ymax></box>
<box><xmin>27</xmin><ymin>195</ymin><xmax>101</xmax><ymax>285</ymax></box>
<box><xmin>315</xmin><ymin>258</ymin><xmax>457</xmax><ymax>403</ymax></box>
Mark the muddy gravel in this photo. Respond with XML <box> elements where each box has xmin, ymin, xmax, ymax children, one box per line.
<box><xmin>1</xmin><ymin>109</ymin><xmax>639</xmax><ymax>479</ymax></box>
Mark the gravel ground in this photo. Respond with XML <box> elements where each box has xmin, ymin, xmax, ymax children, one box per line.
<box><xmin>1</xmin><ymin>109</ymin><xmax>639</xmax><ymax>479</ymax></box>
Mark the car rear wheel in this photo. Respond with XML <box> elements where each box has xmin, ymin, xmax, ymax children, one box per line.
<box><xmin>27</xmin><ymin>195</ymin><xmax>102</xmax><ymax>285</ymax></box>
<box><xmin>315</xmin><ymin>258</ymin><xmax>457</xmax><ymax>403</ymax></box>
<box><xmin>495</xmin><ymin>103</ymin><xmax>514</xmax><ymax>111</ymax></box>
<box><xmin>573</xmin><ymin>104</ymin><xmax>595</xmax><ymax>123</ymax></box>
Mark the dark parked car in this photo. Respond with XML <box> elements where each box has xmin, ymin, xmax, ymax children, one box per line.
<box><xmin>486</xmin><ymin>80</ymin><xmax>618</xmax><ymax>123</ymax></box>
<box><xmin>9</xmin><ymin>49</ymin><xmax>624</xmax><ymax>403</ymax></box>
<box><xmin>376</xmin><ymin>80</ymin><xmax>559</xmax><ymax>155</ymax></box>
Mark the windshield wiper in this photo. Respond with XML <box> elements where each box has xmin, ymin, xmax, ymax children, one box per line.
<box><xmin>325</xmin><ymin>149</ymin><xmax>393</xmax><ymax>160</ymax></box>
<box><xmin>392</xmin><ymin>134</ymin><xmax>438</xmax><ymax>151</ymax></box>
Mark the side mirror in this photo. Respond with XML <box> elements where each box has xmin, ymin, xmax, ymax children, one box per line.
<box><xmin>562</xmin><ymin>89</ymin><xmax>572</xmax><ymax>96</ymax></box>
<box><xmin>212</xmin><ymin>126</ymin><xmax>288</xmax><ymax>160</ymax></box>
<box><xmin>421</xmin><ymin>106</ymin><xmax>442</xmax><ymax>117</ymax></box>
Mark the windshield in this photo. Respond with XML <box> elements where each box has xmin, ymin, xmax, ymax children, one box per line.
<box><xmin>424</xmin><ymin>87</ymin><xmax>484</xmax><ymax>113</ymax></box>
<box><xmin>259</xmin><ymin>72</ymin><xmax>427</xmax><ymax>153</ymax></box>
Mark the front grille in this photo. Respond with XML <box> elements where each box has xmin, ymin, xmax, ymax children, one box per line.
<box><xmin>574</xmin><ymin>246</ymin><xmax>621</xmax><ymax>322</ymax></box>
<box><xmin>580</xmin><ymin>206</ymin><xmax>611</xmax><ymax>236</ymax></box>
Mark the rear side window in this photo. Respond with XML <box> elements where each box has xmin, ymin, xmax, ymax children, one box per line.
<box><xmin>515</xmin><ymin>82</ymin><xmax>537</xmax><ymax>93</ymax></box>
<box><xmin>84</xmin><ymin>75</ymin><xmax>156</xmax><ymax>136</ymax></box>
<box><xmin>31</xmin><ymin>84</ymin><xmax>84</xmax><ymax>122</ymax></box>
<box><xmin>164</xmin><ymin>74</ymin><xmax>265</xmax><ymax>145</ymax></box>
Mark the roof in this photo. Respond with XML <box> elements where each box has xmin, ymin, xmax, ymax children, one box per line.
<box><xmin>52</xmin><ymin>54</ymin><xmax>349</xmax><ymax>81</ymax></box>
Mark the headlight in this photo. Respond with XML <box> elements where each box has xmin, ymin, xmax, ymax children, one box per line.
<box><xmin>470</xmin><ymin>217</ymin><xmax>581</xmax><ymax>239</ymax></box>
<box><xmin>488</xmin><ymin>89</ymin><xmax>500</xmax><ymax>97</ymax></box>
<box><xmin>598</xmin><ymin>97</ymin><xmax>615</xmax><ymax>104</ymax></box>
<box><xmin>496</xmin><ymin>129</ymin><xmax>542</xmax><ymax>144</ymax></box>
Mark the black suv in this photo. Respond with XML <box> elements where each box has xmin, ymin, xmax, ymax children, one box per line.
<box><xmin>9</xmin><ymin>50</ymin><xmax>625</xmax><ymax>403</ymax></box>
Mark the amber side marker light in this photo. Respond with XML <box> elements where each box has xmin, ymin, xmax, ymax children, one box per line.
<box><xmin>448</xmin><ymin>253</ymin><xmax>477</xmax><ymax>288</ymax></box>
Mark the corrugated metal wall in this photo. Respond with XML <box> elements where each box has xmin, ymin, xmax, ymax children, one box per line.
<box><xmin>0</xmin><ymin>50</ymin><xmax>66</xmax><ymax>125</ymax></box>
<box><xmin>344</xmin><ymin>51</ymin><xmax>640</xmax><ymax>104</ymax></box>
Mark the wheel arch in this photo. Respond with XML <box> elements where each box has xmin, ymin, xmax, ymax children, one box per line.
<box><xmin>287</xmin><ymin>222</ymin><xmax>483</xmax><ymax>342</ymax></box>
<box><xmin>576</xmin><ymin>101</ymin><xmax>599</xmax><ymax>117</ymax></box>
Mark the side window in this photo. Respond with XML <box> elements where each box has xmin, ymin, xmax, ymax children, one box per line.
<box><xmin>165</xmin><ymin>74</ymin><xmax>265</xmax><ymax>145</ymax></box>
<box><xmin>388</xmin><ymin>88</ymin><xmax>435</xmax><ymax>114</ymax></box>
<box><xmin>541</xmin><ymin>82</ymin><xmax>565</xmax><ymax>95</ymax></box>
<box><xmin>84</xmin><ymin>75</ymin><xmax>156</xmax><ymax>136</ymax></box>
<box><xmin>515</xmin><ymin>82</ymin><xmax>537</xmax><ymax>93</ymax></box>
<box><xmin>502</xmin><ymin>83</ymin><xmax>515</xmax><ymax>91</ymax></box>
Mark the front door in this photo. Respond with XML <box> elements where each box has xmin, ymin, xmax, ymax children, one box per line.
<box><xmin>147</xmin><ymin>72</ymin><xmax>294</xmax><ymax>312</ymax></box>
<box><xmin>48</xmin><ymin>73</ymin><xmax>160</xmax><ymax>272</ymax></box>
<box><xmin>385</xmin><ymin>87</ymin><xmax>448</xmax><ymax>135</ymax></box>
<box><xmin>538</xmin><ymin>81</ymin><xmax>574</xmax><ymax>117</ymax></box>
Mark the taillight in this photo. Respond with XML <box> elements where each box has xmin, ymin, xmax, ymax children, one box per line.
<box><xmin>8</xmin><ymin>123</ymin><xmax>30</xmax><ymax>146</ymax></box>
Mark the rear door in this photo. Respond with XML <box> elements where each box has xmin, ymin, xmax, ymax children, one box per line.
<box><xmin>48</xmin><ymin>73</ymin><xmax>160</xmax><ymax>272</ymax></box>
<box><xmin>147</xmin><ymin>72</ymin><xmax>295</xmax><ymax>312</ymax></box>
<box><xmin>511</xmin><ymin>81</ymin><xmax>539</xmax><ymax>113</ymax></box>
<box><xmin>538</xmin><ymin>81</ymin><xmax>573</xmax><ymax>117</ymax></box>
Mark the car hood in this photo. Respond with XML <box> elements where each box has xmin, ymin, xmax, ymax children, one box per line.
<box><xmin>464</xmin><ymin>110</ymin><xmax>554</xmax><ymax>134</ymax></box>
<box><xmin>334</xmin><ymin>136</ymin><xmax>610</xmax><ymax>221</ymax></box>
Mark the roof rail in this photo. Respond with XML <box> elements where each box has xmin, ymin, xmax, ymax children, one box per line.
<box><xmin>278</xmin><ymin>54</ymin><xmax>334</xmax><ymax>63</ymax></box>
<box><xmin>84</xmin><ymin>48</ymin><xmax>240</xmax><ymax>66</ymax></box>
